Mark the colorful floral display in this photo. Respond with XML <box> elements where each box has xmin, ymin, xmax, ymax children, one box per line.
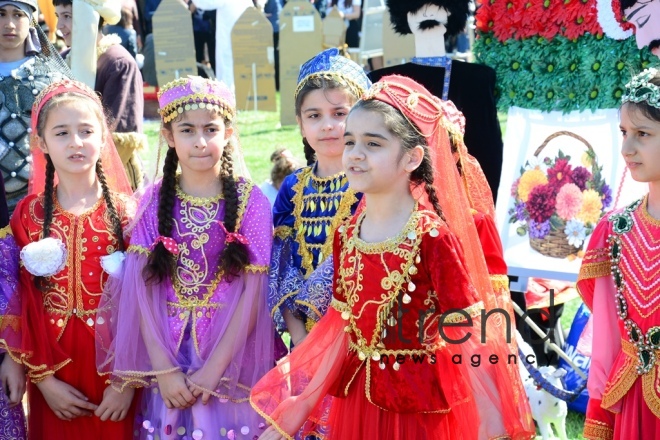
<box><xmin>509</xmin><ymin>148</ymin><xmax>611</xmax><ymax>254</ymax></box>
<box><xmin>474</xmin><ymin>0</ymin><xmax>659</xmax><ymax>113</ymax></box>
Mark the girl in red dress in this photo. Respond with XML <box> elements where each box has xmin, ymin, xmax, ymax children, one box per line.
<box><xmin>251</xmin><ymin>75</ymin><xmax>534</xmax><ymax>440</ymax></box>
<box><xmin>7</xmin><ymin>80</ymin><xmax>136</xmax><ymax>439</ymax></box>
<box><xmin>579</xmin><ymin>68</ymin><xmax>660</xmax><ymax>439</ymax></box>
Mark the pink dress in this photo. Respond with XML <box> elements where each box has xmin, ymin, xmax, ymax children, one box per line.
<box><xmin>578</xmin><ymin>196</ymin><xmax>660</xmax><ymax>439</ymax></box>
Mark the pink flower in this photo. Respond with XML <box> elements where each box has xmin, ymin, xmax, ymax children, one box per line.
<box><xmin>527</xmin><ymin>184</ymin><xmax>556</xmax><ymax>223</ymax></box>
<box><xmin>556</xmin><ymin>183</ymin><xmax>583</xmax><ymax>220</ymax></box>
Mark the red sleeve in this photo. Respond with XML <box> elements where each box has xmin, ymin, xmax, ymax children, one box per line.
<box><xmin>10</xmin><ymin>199</ymin><xmax>70</xmax><ymax>381</ymax></box>
<box><xmin>577</xmin><ymin>218</ymin><xmax>611</xmax><ymax>311</ymax></box>
<box><xmin>423</xmin><ymin>225</ymin><xmax>481</xmax><ymax>313</ymax></box>
<box><xmin>473</xmin><ymin>211</ymin><xmax>507</xmax><ymax>275</ymax></box>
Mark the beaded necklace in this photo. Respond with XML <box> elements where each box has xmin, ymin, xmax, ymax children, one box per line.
<box><xmin>609</xmin><ymin>197</ymin><xmax>660</xmax><ymax>375</ymax></box>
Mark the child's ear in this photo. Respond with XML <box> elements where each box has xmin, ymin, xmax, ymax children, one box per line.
<box><xmin>224</xmin><ymin>125</ymin><xmax>234</xmax><ymax>140</ymax></box>
<box><xmin>296</xmin><ymin>115</ymin><xmax>305</xmax><ymax>138</ymax></box>
<box><xmin>161</xmin><ymin>127</ymin><xmax>174</xmax><ymax>147</ymax></box>
<box><xmin>36</xmin><ymin>136</ymin><xmax>48</xmax><ymax>154</ymax></box>
<box><xmin>404</xmin><ymin>145</ymin><xmax>425</xmax><ymax>173</ymax></box>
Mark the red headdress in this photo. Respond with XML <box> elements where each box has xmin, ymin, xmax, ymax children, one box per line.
<box><xmin>361</xmin><ymin>75</ymin><xmax>496</xmax><ymax>306</ymax></box>
<box><xmin>28</xmin><ymin>79</ymin><xmax>133</xmax><ymax>197</ymax></box>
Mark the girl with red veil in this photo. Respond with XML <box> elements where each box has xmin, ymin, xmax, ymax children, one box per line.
<box><xmin>7</xmin><ymin>79</ymin><xmax>136</xmax><ymax>439</ymax></box>
<box><xmin>250</xmin><ymin>75</ymin><xmax>534</xmax><ymax>439</ymax></box>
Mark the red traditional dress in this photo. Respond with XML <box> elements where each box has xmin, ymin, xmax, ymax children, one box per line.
<box><xmin>9</xmin><ymin>192</ymin><xmax>136</xmax><ymax>440</ymax></box>
<box><xmin>578</xmin><ymin>196</ymin><xmax>660</xmax><ymax>439</ymax></box>
<box><xmin>251</xmin><ymin>205</ymin><xmax>534</xmax><ymax>439</ymax></box>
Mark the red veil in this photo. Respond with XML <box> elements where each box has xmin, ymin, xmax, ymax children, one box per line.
<box><xmin>28</xmin><ymin>79</ymin><xmax>132</xmax><ymax>197</ymax></box>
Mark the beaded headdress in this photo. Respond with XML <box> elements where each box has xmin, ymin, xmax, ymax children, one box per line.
<box><xmin>29</xmin><ymin>79</ymin><xmax>132</xmax><ymax>196</ymax></box>
<box><xmin>158</xmin><ymin>76</ymin><xmax>236</xmax><ymax>124</ymax></box>
<box><xmin>360</xmin><ymin>75</ymin><xmax>495</xmax><ymax>307</ymax></box>
<box><xmin>622</xmin><ymin>68</ymin><xmax>660</xmax><ymax>109</ymax></box>
<box><xmin>295</xmin><ymin>48</ymin><xmax>371</xmax><ymax>100</ymax></box>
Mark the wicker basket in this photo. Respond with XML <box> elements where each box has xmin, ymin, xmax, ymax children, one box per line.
<box><xmin>528</xmin><ymin>131</ymin><xmax>595</xmax><ymax>259</ymax></box>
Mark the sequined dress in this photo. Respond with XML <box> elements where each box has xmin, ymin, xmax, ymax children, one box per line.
<box><xmin>252</xmin><ymin>206</ymin><xmax>534</xmax><ymax>439</ymax></box>
<box><xmin>579</xmin><ymin>196</ymin><xmax>660</xmax><ymax>439</ymax></box>
<box><xmin>9</xmin><ymin>191</ymin><xmax>135</xmax><ymax>439</ymax></box>
<box><xmin>0</xmin><ymin>222</ymin><xmax>27</xmax><ymax>439</ymax></box>
<box><xmin>101</xmin><ymin>179</ymin><xmax>275</xmax><ymax>440</ymax></box>
<box><xmin>269</xmin><ymin>166</ymin><xmax>359</xmax><ymax>333</ymax></box>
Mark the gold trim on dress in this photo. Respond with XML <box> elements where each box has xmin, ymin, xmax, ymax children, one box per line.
<box><xmin>583</xmin><ymin>418</ymin><xmax>614</xmax><ymax>440</ymax></box>
<box><xmin>0</xmin><ymin>225</ymin><xmax>12</xmax><ymax>239</ymax></box>
<box><xmin>175</xmin><ymin>182</ymin><xmax>224</xmax><ymax>206</ymax></box>
<box><xmin>442</xmin><ymin>301</ymin><xmax>484</xmax><ymax>324</ymax></box>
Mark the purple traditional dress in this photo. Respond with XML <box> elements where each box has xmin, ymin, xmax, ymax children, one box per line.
<box><xmin>97</xmin><ymin>179</ymin><xmax>275</xmax><ymax>440</ymax></box>
<box><xmin>0</xmin><ymin>174</ymin><xmax>27</xmax><ymax>440</ymax></box>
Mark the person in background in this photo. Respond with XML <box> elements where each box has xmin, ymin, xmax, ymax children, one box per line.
<box><xmin>263</xmin><ymin>0</ymin><xmax>282</xmax><ymax>90</ymax></box>
<box><xmin>54</xmin><ymin>0</ymin><xmax>146</xmax><ymax>190</ymax></box>
<box><xmin>331</xmin><ymin>0</ymin><xmax>361</xmax><ymax>48</ymax></box>
<box><xmin>260</xmin><ymin>148</ymin><xmax>300</xmax><ymax>207</ymax></box>
<box><xmin>104</xmin><ymin>6</ymin><xmax>138</xmax><ymax>59</ymax></box>
<box><xmin>188</xmin><ymin>1</ymin><xmax>216</xmax><ymax>76</ymax></box>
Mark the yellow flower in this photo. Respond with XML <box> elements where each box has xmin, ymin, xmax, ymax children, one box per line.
<box><xmin>577</xmin><ymin>189</ymin><xmax>603</xmax><ymax>225</ymax></box>
<box><xmin>517</xmin><ymin>169</ymin><xmax>548</xmax><ymax>202</ymax></box>
<box><xmin>581</xmin><ymin>151</ymin><xmax>593</xmax><ymax>168</ymax></box>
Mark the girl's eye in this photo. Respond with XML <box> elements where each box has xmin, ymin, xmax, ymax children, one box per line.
<box><xmin>639</xmin><ymin>131</ymin><xmax>649</xmax><ymax>137</ymax></box>
<box><xmin>344</xmin><ymin>140</ymin><xmax>355</xmax><ymax>146</ymax></box>
<box><xmin>620</xmin><ymin>130</ymin><xmax>627</xmax><ymax>137</ymax></box>
<box><xmin>335</xmin><ymin>111</ymin><xmax>347</xmax><ymax>117</ymax></box>
<box><xmin>307</xmin><ymin>114</ymin><xmax>319</xmax><ymax>119</ymax></box>
<box><xmin>55</xmin><ymin>131</ymin><xmax>67</xmax><ymax>136</ymax></box>
<box><xmin>367</xmin><ymin>141</ymin><xmax>381</xmax><ymax>147</ymax></box>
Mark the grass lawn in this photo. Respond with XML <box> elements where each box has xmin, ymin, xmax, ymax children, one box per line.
<box><xmin>142</xmin><ymin>103</ymin><xmax>587</xmax><ymax>440</ymax></box>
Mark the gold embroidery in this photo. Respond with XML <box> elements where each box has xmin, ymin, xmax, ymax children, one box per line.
<box><xmin>489</xmin><ymin>274</ymin><xmax>509</xmax><ymax>293</ymax></box>
<box><xmin>0</xmin><ymin>315</ymin><xmax>20</xmax><ymax>332</ymax></box>
<box><xmin>245</xmin><ymin>264</ymin><xmax>268</xmax><ymax>273</ymax></box>
<box><xmin>642</xmin><ymin>364</ymin><xmax>660</xmax><ymax>418</ymax></box>
<box><xmin>274</xmin><ymin>226</ymin><xmax>291</xmax><ymax>240</ymax></box>
<box><xmin>127</xmin><ymin>244</ymin><xmax>150</xmax><ymax>255</ymax></box>
<box><xmin>641</xmin><ymin>195</ymin><xmax>660</xmax><ymax>227</ymax></box>
<box><xmin>175</xmin><ymin>183</ymin><xmax>224</xmax><ymax>206</ymax></box>
<box><xmin>583</xmin><ymin>419</ymin><xmax>614</xmax><ymax>440</ymax></box>
<box><xmin>291</xmin><ymin>167</ymin><xmax>357</xmax><ymax>278</ymax></box>
<box><xmin>442</xmin><ymin>301</ymin><xmax>484</xmax><ymax>324</ymax></box>
<box><xmin>249</xmin><ymin>397</ymin><xmax>294</xmax><ymax>440</ymax></box>
<box><xmin>578</xmin><ymin>261</ymin><xmax>611</xmax><ymax>282</ymax></box>
<box><xmin>0</xmin><ymin>225</ymin><xmax>12</xmax><ymax>239</ymax></box>
<box><xmin>270</xmin><ymin>290</ymin><xmax>299</xmax><ymax>319</ymax></box>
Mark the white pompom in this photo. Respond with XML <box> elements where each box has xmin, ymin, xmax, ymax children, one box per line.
<box><xmin>20</xmin><ymin>237</ymin><xmax>67</xmax><ymax>277</ymax></box>
<box><xmin>100</xmin><ymin>251</ymin><xmax>126</xmax><ymax>278</ymax></box>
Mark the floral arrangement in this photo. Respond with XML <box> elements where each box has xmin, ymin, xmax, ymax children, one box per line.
<box><xmin>474</xmin><ymin>0</ymin><xmax>659</xmax><ymax>113</ymax></box>
<box><xmin>509</xmin><ymin>147</ymin><xmax>611</xmax><ymax>257</ymax></box>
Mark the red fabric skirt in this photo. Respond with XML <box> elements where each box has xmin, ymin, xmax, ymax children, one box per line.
<box><xmin>327</xmin><ymin>366</ymin><xmax>480</xmax><ymax>440</ymax></box>
<box><xmin>27</xmin><ymin>318</ymin><xmax>136</xmax><ymax>440</ymax></box>
<box><xmin>613</xmin><ymin>379</ymin><xmax>660</xmax><ymax>439</ymax></box>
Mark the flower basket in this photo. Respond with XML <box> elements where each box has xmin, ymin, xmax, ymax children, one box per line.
<box><xmin>509</xmin><ymin>131</ymin><xmax>612</xmax><ymax>260</ymax></box>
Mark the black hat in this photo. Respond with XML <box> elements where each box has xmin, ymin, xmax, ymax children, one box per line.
<box><xmin>386</xmin><ymin>0</ymin><xmax>469</xmax><ymax>37</ymax></box>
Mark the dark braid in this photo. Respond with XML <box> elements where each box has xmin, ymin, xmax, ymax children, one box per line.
<box><xmin>35</xmin><ymin>155</ymin><xmax>57</xmax><ymax>291</ymax></box>
<box><xmin>219</xmin><ymin>144</ymin><xmax>249</xmax><ymax>281</ymax></box>
<box><xmin>143</xmin><ymin>147</ymin><xmax>179</xmax><ymax>284</ymax></box>
<box><xmin>412</xmin><ymin>153</ymin><xmax>446</xmax><ymax>221</ymax></box>
<box><xmin>96</xmin><ymin>161</ymin><xmax>125</xmax><ymax>252</ymax></box>
<box><xmin>41</xmin><ymin>155</ymin><xmax>56</xmax><ymax>239</ymax></box>
<box><xmin>302</xmin><ymin>138</ymin><xmax>316</xmax><ymax>166</ymax></box>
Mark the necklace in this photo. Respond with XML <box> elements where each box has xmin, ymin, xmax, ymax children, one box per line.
<box><xmin>609</xmin><ymin>197</ymin><xmax>660</xmax><ymax>375</ymax></box>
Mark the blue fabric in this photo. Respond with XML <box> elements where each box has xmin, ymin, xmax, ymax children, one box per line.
<box><xmin>264</xmin><ymin>0</ymin><xmax>282</xmax><ymax>32</ymax></box>
<box><xmin>297</xmin><ymin>47</ymin><xmax>370</xmax><ymax>92</ymax></box>
<box><xmin>268</xmin><ymin>166</ymin><xmax>361</xmax><ymax>332</ymax></box>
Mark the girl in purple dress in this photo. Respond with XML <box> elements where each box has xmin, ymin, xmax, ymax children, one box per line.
<box><xmin>97</xmin><ymin>76</ymin><xmax>275</xmax><ymax>440</ymax></box>
<box><xmin>0</xmin><ymin>173</ymin><xmax>26</xmax><ymax>440</ymax></box>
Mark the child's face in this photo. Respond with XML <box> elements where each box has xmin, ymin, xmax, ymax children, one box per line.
<box><xmin>163</xmin><ymin>108</ymin><xmax>232</xmax><ymax>181</ymax></box>
<box><xmin>54</xmin><ymin>4</ymin><xmax>72</xmax><ymax>47</ymax></box>
<box><xmin>0</xmin><ymin>6</ymin><xmax>30</xmax><ymax>57</ymax></box>
<box><xmin>620</xmin><ymin>103</ymin><xmax>660</xmax><ymax>183</ymax></box>
<box><xmin>297</xmin><ymin>88</ymin><xmax>353</xmax><ymax>164</ymax></box>
<box><xmin>38</xmin><ymin>101</ymin><xmax>103</xmax><ymax>180</ymax></box>
<box><xmin>343</xmin><ymin>108</ymin><xmax>423</xmax><ymax>195</ymax></box>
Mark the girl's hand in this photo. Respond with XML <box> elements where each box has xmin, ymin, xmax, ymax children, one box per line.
<box><xmin>186</xmin><ymin>366</ymin><xmax>223</xmax><ymax>405</ymax></box>
<box><xmin>35</xmin><ymin>376</ymin><xmax>98</xmax><ymax>420</ymax></box>
<box><xmin>0</xmin><ymin>356</ymin><xmax>25</xmax><ymax>407</ymax></box>
<box><xmin>156</xmin><ymin>371</ymin><xmax>196</xmax><ymax>409</ymax></box>
<box><xmin>95</xmin><ymin>386</ymin><xmax>135</xmax><ymax>421</ymax></box>
<box><xmin>259</xmin><ymin>396</ymin><xmax>309</xmax><ymax>439</ymax></box>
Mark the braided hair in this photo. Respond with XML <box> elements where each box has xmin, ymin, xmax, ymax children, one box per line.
<box><xmin>144</xmin><ymin>112</ymin><xmax>249</xmax><ymax>284</ymax></box>
<box><xmin>349</xmin><ymin>99</ymin><xmax>446</xmax><ymax>220</ymax></box>
<box><xmin>35</xmin><ymin>92</ymin><xmax>125</xmax><ymax>290</ymax></box>
<box><xmin>295</xmin><ymin>76</ymin><xmax>361</xmax><ymax>166</ymax></box>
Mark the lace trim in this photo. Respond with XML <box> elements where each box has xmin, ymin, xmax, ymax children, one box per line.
<box><xmin>175</xmin><ymin>183</ymin><xmax>224</xmax><ymax>206</ymax></box>
<box><xmin>351</xmin><ymin>208</ymin><xmax>421</xmax><ymax>254</ymax></box>
<box><xmin>578</xmin><ymin>261</ymin><xmax>611</xmax><ymax>282</ymax></box>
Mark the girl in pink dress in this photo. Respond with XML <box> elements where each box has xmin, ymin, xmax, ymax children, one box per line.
<box><xmin>579</xmin><ymin>68</ymin><xmax>660</xmax><ymax>439</ymax></box>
